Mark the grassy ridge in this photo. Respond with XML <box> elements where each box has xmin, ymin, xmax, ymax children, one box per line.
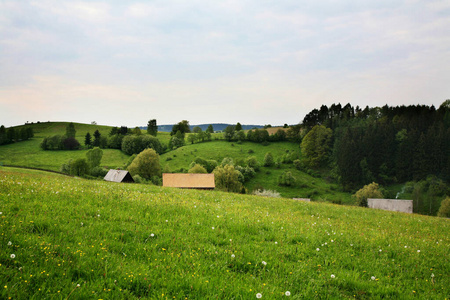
<box><xmin>1</xmin><ymin>167</ymin><xmax>449</xmax><ymax>299</ymax></box>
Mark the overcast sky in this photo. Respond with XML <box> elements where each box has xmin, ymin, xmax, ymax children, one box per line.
<box><xmin>1</xmin><ymin>1</ymin><xmax>449</xmax><ymax>127</ymax></box>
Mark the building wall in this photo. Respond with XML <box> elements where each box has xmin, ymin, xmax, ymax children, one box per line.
<box><xmin>368</xmin><ymin>199</ymin><xmax>413</xmax><ymax>213</ymax></box>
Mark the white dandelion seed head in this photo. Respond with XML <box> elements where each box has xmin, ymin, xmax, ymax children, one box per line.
<box><xmin>316</xmin><ymin>248</ymin><xmax>320</xmax><ymax>251</ymax></box>
<box><xmin>417</xmin><ymin>250</ymin><xmax>420</xmax><ymax>253</ymax></box>
<box><xmin>150</xmin><ymin>233</ymin><xmax>155</xmax><ymax>237</ymax></box>
<box><xmin>285</xmin><ymin>291</ymin><xmax>291</xmax><ymax>296</ymax></box>
<box><xmin>331</xmin><ymin>240</ymin><xmax>334</xmax><ymax>242</ymax></box>
<box><xmin>10</xmin><ymin>254</ymin><xmax>15</xmax><ymax>259</ymax></box>
<box><xmin>231</xmin><ymin>254</ymin><xmax>235</xmax><ymax>258</ymax></box>
<box><xmin>166</xmin><ymin>220</ymin><xmax>168</xmax><ymax>222</ymax></box>
<box><xmin>212</xmin><ymin>227</ymin><xmax>215</xmax><ymax>230</ymax></box>
<box><xmin>262</xmin><ymin>261</ymin><xmax>267</xmax><ymax>266</ymax></box>
<box><xmin>331</xmin><ymin>274</ymin><xmax>335</xmax><ymax>279</ymax></box>
<box><xmin>275</xmin><ymin>242</ymin><xmax>278</xmax><ymax>244</ymax></box>
<box><xmin>77</xmin><ymin>284</ymin><xmax>80</xmax><ymax>287</ymax></box>
<box><xmin>97</xmin><ymin>214</ymin><xmax>100</xmax><ymax>217</ymax></box>
<box><xmin>256</xmin><ymin>293</ymin><xmax>262</xmax><ymax>298</ymax></box>
<box><xmin>379</xmin><ymin>249</ymin><xmax>382</xmax><ymax>252</ymax></box>
<box><xmin>404</xmin><ymin>246</ymin><xmax>407</xmax><ymax>248</ymax></box>
<box><xmin>431</xmin><ymin>273</ymin><xmax>435</xmax><ymax>278</ymax></box>
<box><xmin>371</xmin><ymin>276</ymin><xmax>376</xmax><ymax>280</ymax></box>
<box><xmin>8</xmin><ymin>241</ymin><xmax>12</xmax><ymax>246</ymax></box>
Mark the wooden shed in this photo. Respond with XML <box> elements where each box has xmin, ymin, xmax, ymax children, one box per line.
<box><xmin>104</xmin><ymin>169</ymin><xmax>134</xmax><ymax>183</ymax></box>
<box><xmin>163</xmin><ymin>173</ymin><xmax>215</xmax><ymax>189</ymax></box>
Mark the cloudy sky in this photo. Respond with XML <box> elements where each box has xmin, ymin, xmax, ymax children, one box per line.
<box><xmin>1</xmin><ymin>1</ymin><xmax>449</xmax><ymax>127</ymax></box>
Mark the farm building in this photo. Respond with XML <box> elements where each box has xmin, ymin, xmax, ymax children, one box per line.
<box><xmin>368</xmin><ymin>198</ymin><xmax>413</xmax><ymax>213</ymax></box>
<box><xmin>163</xmin><ymin>173</ymin><xmax>215</xmax><ymax>189</ymax></box>
<box><xmin>104</xmin><ymin>169</ymin><xmax>134</xmax><ymax>183</ymax></box>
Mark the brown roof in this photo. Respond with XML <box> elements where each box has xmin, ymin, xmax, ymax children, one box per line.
<box><xmin>163</xmin><ymin>173</ymin><xmax>215</xmax><ymax>189</ymax></box>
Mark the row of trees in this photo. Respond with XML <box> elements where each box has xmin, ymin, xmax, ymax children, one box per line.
<box><xmin>0</xmin><ymin>125</ymin><xmax>34</xmax><ymax>145</ymax></box>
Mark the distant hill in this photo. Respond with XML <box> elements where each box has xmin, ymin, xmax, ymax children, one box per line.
<box><xmin>140</xmin><ymin>123</ymin><xmax>265</xmax><ymax>132</ymax></box>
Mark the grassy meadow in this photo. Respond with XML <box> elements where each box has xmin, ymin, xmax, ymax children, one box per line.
<box><xmin>1</xmin><ymin>167</ymin><xmax>449</xmax><ymax>299</ymax></box>
<box><xmin>0</xmin><ymin>122</ymin><xmax>355</xmax><ymax>202</ymax></box>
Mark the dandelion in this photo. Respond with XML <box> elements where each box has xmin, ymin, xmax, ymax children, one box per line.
<box><xmin>431</xmin><ymin>273</ymin><xmax>435</xmax><ymax>278</ymax></box>
<box><xmin>7</xmin><ymin>241</ymin><xmax>12</xmax><ymax>246</ymax></box>
<box><xmin>371</xmin><ymin>276</ymin><xmax>376</xmax><ymax>280</ymax></box>
<box><xmin>10</xmin><ymin>254</ymin><xmax>15</xmax><ymax>259</ymax></box>
<box><xmin>285</xmin><ymin>291</ymin><xmax>291</xmax><ymax>296</ymax></box>
<box><xmin>256</xmin><ymin>293</ymin><xmax>262</xmax><ymax>298</ymax></box>
<box><xmin>316</xmin><ymin>248</ymin><xmax>320</xmax><ymax>251</ymax></box>
<box><xmin>417</xmin><ymin>250</ymin><xmax>420</xmax><ymax>253</ymax></box>
<box><xmin>166</xmin><ymin>220</ymin><xmax>168</xmax><ymax>222</ymax></box>
<box><xmin>262</xmin><ymin>261</ymin><xmax>267</xmax><ymax>266</ymax></box>
<box><xmin>379</xmin><ymin>249</ymin><xmax>382</xmax><ymax>252</ymax></box>
<box><xmin>331</xmin><ymin>274</ymin><xmax>335</xmax><ymax>279</ymax></box>
<box><xmin>212</xmin><ymin>227</ymin><xmax>215</xmax><ymax>230</ymax></box>
<box><xmin>231</xmin><ymin>254</ymin><xmax>235</xmax><ymax>258</ymax></box>
<box><xmin>150</xmin><ymin>233</ymin><xmax>155</xmax><ymax>237</ymax></box>
<box><xmin>77</xmin><ymin>284</ymin><xmax>80</xmax><ymax>287</ymax></box>
<box><xmin>97</xmin><ymin>214</ymin><xmax>100</xmax><ymax>217</ymax></box>
<box><xmin>331</xmin><ymin>240</ymin><xmax>334</xmax><ymax>243</ymax></box>
<box><xmin>275</xmin><ymin>242</ymin><xmax>278</xmax><ymax>245</ymax></box>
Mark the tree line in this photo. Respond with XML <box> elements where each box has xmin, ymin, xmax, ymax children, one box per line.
<box><xmin>0</xmin><ymin>125</ymin><xmax>34</xmax><ymax>145</ymax></box>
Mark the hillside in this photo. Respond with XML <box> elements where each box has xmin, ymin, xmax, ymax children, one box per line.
<box><xmin>1</xmin><ymin>167</ymin><xmax>449</xmax><ymax>299</ymax></box>
<box><xmin>0</xmin><ymin>122</ymin><xmax>353</xmax><ymax>202</ymax></box>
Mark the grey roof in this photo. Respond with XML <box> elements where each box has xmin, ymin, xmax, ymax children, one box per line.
<box><xmin>104</xmin><ymin>169</ymin><xmax>134</xmax><ymax>183</ymax></box>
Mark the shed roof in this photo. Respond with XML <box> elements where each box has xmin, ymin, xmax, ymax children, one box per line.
<box><xmin>104</xmin><ymin>169</ymin><xmax>134</xmax><ymax>183</ymax></box>
<box><xmin>163</xmin><ymin>173</ymin><xmax>215</xmax><ymax>189</ymax></box>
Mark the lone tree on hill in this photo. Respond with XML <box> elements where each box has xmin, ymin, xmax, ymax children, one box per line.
<box><xmin>206</xmin><ymin>124</ymin><xmax>214</xmax><ymax>133</ymax></box>
<box><xmin>85</xmin><ymin>132</ymin><xmax>92</xmax><ymax>148</ymax></box>
<box><xmin>93</xmin><ymin>130</ymin><xmax>101</xmax><ymax>147</ymax></box>
<box><xmin>86</xmin><ymin>147</ymin><xmax>103</xmax><ymax>169</ymax></box>
<box><xmin>147</xmin><ymin>119</ymin><xmax>158</xmax><ymax>136</ymax></box>
<box><xmin>170</xmin><ymin>120</ymin><xmax>190</xmax><ymax>137</ymax></box>
<box><xmin>127</xmin><ymin>148</ymin><xmax>161</xmax><ymax>180</ymax></box>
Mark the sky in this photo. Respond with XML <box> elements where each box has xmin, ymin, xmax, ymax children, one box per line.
<box><xmin>1</xmin><ymin>0</ymin><xmax>449</xmax><ymax>127</ymax></box>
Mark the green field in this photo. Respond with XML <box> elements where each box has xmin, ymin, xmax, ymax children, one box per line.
<box><xmin>1</xmin><ymin>167</ymin><xmax>449</xmax><ymax>299</ymax></box>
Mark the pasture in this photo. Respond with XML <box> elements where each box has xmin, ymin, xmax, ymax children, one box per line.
<box><xmin>1</xmin><ymin>167</ymin><xmax>449</xmax><ymax>299</ymax></box>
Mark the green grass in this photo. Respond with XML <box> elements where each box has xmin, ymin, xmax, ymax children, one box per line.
<box><xmin>1</xmin><ymin>167</ymin><xmax>449</xmax><ymax>299</ymax></box>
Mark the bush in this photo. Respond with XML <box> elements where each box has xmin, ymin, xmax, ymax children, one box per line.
<box><xmin>69</xmin><ymin>158</ymin><xmax>89</xmax><ymax>176</ymax></box>
<box><xmin>264</xmin><ymin>152</ymin><xmax>274</xmax><ymax>167</ymax></box>
<box><xmin>246</xmin><ymin>156</ymin><xmax>260</xmax><ymax>171</ymax></box>
<box><xmin>133</xmin><ymin>175</ymin><xmax>144</xmax><ymax>183</ymax></box>
<box><xmin>437</xmin><ymin>197</ymin><xmax>450</xmax><ymax>218</ymax></box>
<box><xmin>278</xmin><ymin>171</ymin><xmax>296</xmax><ymax>186</ymax></box>
<box><xmin>188</xmin><ymin>164</ymin><xmax>207</xmax><ymax>174</ymax></box>
<box><xmin>353</xmin><ymin>182</ymin><xmax>384</xmax><ymax>207</ymax></box>
<box><xmin>90</xmin><ymin>166</ymin><xmax>108</xmax><ymax>178</ymax></box>
<box><xmin>293</xmin><ymin>159</ymin><xmax>302</xmax><ymax>170</ymax></box>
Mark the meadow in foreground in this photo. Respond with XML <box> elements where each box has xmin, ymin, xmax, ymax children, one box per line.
<box><xmin>1</xmin><ymin>167</ymin><xmax>449</xmax><ymax>299</ymax></box>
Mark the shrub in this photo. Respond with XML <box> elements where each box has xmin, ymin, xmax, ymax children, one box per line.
<box><xmin>248</xmin><ymin>149</ymin><xmax>254</xmax><ymax>154</ymax></box>
<box><xmin>86</xmin><ymin>147</ymin><xmax>103</xmax><ymax>169</ymax></box>
<box><xmin>246</xmin><ymin>156</ymin><xmax>260</xmax><ymax>171</ymax></box>
<box><xmin>90</xmin><ymin>166</ymin><xmax>108</xmax><ymax>178</ymax></box>
<box><xmin>133</xmin><ymin>175</ymin><xmax>144</xmax><ymax>183</ymax></box>
<box><xmin>353</xmin><ymin>182</ymin><xmax>384</xmax><ymax>207</ymax></box>
<box><xmin>437</xmin><ymin>197</ymin><xmax>450</xmax><ymax>218</ymax></box>
<box><xmin>69</xmin><ymin>158</ymin><xmax>89</xmax><ymax>177</ymax></box>
<box><xmin>264</xmin><ymin>152</ymin><xmax>274</xmax><ymax>167</ymax></box>
<box><xmin>278</xmin><ymin>171</ymin><xmax>296</xmax><ymax>186</ymax></box>
<box><xmin>63</xmin><ymin>136</ymin><xmax>80</xmax><ymax>150</ymax></box>
<box><xmin>293</xmin><ymin>159</ymin><xmax>302</xmax><ymax>170</ymax></box>
<box><xmin>188</xmin><ymin>164</ymin><xmax>207</xmax><ymax>174</ymax></box>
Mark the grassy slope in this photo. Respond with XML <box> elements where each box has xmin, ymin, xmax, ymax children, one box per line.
<box><xmin>1</xmin><ymin>167</ymin><xmax>449</xmax><ymax>299</ymax></box>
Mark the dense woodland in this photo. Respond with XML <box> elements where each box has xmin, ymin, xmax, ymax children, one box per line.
<box><xmin>301</xmin><ymin>101</ymin><xmax>450</xmax><ymax>188</ymax></box>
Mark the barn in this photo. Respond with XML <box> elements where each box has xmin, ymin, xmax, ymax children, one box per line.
<box><xmin>162</xmin><ymin>173</ymin><xmax>215</xmax><ymax>189</ymax></box>
<box><xmin>104</xmin><ymin>169</ymin><xmax>134</xmax><ymax>183</ymax></box>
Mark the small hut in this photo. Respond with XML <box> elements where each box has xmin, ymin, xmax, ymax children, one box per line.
<box><xmin>104</xmin><ymin>169</ymin><xmax>134</xmax><ymax>183</ymax></box>
<box><xmin>368</xmin><ymin>198</ymin><xmax>413</xmax><ymax>213</ymax></box>
<box><xmin>163</xmin><ymin>173</ymin><xmax>215</xmax><ymax>190</ymax></box>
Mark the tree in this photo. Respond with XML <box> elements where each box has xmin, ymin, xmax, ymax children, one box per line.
<box><xmin>437</xmin><ymin>197</ymin><xmax>450</xmax><ymax>218</ymax></box>
<box><xmin>63</xmin><ymin>136</ymin><xmax>80</xmax><ymax>150</ymax></box>
<box><xmin>188</xmin><ymin>164</ymin><xmax>207</xmax><ymax>173</ymax></box>
<box><xmin>0</xmin><ymin>125</ymin><xmax>7</xmax><ymax>145</ymax></box>
<box><xmin>132</xmin><ymin>127</ymin><xmax>142</xmax><ymax>135</ymax></box>
<box><xmin>193</xmin><ymin>126</ymin><xmax>202</xmax><ymax>133</ymax></box>
<box><xmin>206</xmin><ymin>124</ymin><xmax>214</xmax><ymax>133</ymax></box>
<box><xmin>86</xmin><ymin>147</ymin><xmax>103</xmax><ymax>169</ymax></box>
<box><xmin>353</xmin><ymin>182</ymin><xmax>384</xmax><ymax>207</ymax></box>
<box><xmin>93</xmin><ymin>130</ymin><xmax>101</xmax><ymax>147</ymax></box>
<box><xmin>187</xmin><ymin>134</ymin><xmax>197</xmax><ymax>144</ymax></box>
<box><xmin>264</xmin><ymin>152</ymin><xmax>274</xmax><ymax>167</ymax></box>
<box><xmin>85</xmin><ymin>132</ymin><xmax>92</xmax><ymax>148</ymax></box>
<box><xmin>223</xmin><ymin>125</ymin><xmax>236</xmax><ymax>141</ymax></box>
<box><xmin>66</xmin><ymin>122</ymin><xmax>76</xmax><ymax>138</ymax></box>
<box><xmin>127</xmin><ymin>148</ymin><xmax>161</xmax><ymax>180</ymax></box>
<box><xmin>300</xmin><ymin>125</ymin><xmax>333</xmax><ymax>169</ymax></box>
<box><xmin>69</xmin><ymin>158</ymin><xmax>89</xmax><ymax>176</ymax></box>
<box><xmin>246</xmin><ymin>156</ymin><xmax>260</xmax><ymax>171</ymax></box>
<box><xmin>171</xmin><ymin>120</ymin><xmax>190</xmax><ymax>137</ymax></box>
<box><xmin>147</xmin><ymin>119</ymin><xmax>158</xmax><ymax>136</ymax></box>
<box><xmin>235</xmin><ymin>122</ymin><xmax>242</xmax><ymax>131</ymax></box>
<box><xmin>213</xmin><ymin>165</ymin><xmax>243</xmax><ymax>193</ymax></box>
